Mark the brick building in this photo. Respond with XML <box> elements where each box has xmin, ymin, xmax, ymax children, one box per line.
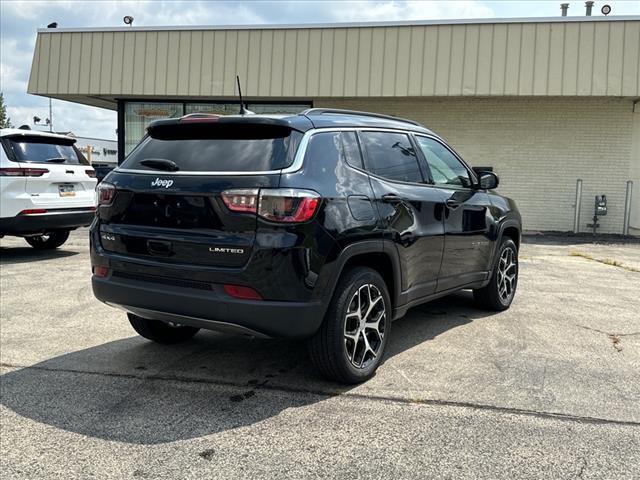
<box><xmin>27</xmin><ymin>16</ymin><xmax>640</xmax><ymax>234</ymax></box>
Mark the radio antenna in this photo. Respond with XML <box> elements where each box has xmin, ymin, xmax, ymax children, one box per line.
<box><xmin>236</xmin><ymin>75</ymin><xmax>253</xmax><ymax>115</ymax></box>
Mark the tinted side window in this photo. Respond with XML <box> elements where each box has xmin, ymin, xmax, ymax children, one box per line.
<box><xmin>360</xmin><ymin>131</ymin><xmax>421</xmax><ymax>183</ymax></box>
<box><xmin>415</xmin><ymin>136</ymin><xmax>472</xmax><ymax>188</ymax></box>
<box><xmin>304</xmin><ymin>131</ymin><xmax>342</xmax><ymax>166</ymax></box>
<box><xmin>305</xmin><ymin>131</ymin><xmax>363</xmax><ymax>170</ymax></box>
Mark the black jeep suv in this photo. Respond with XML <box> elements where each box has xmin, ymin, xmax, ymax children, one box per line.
<box><xmin>91</xmin><ymin>108</ymin><xmax>521</xmax><ymax>383</ymax></box>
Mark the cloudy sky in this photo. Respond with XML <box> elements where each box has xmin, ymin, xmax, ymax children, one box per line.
<box><xmin>1</xmin><ymin>0</ymin><xmax>639</xmax><ymax>139</ymax></box>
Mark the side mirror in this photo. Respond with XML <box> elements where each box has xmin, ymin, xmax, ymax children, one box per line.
<box><xmin>477</xmin><ymin>171</ymin><xmax>499</xmax><ymax>190</ymax></box>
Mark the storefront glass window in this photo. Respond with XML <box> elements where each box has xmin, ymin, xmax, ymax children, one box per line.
<box><xmin>124</xmin><ymin>102</ymin><xmax>184</xmax><ymax>155</ymax></box>
<box><xmin>246</xmin><ymin>103</ymin><xmax>309</xmax><ymax>114</ymax></box>
<box><xmin>185</xmin><ymin>103</ymin><xmax>309</xmax><ymax>115</ymax></box>
<box><xmin>185</xmin><ymin>103</ymin><xmax>243</xmax><ymax>115</ymax></box>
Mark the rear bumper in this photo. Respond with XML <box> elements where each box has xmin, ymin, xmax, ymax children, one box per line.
<box><xmin>0</xmin><ymin>210</ymin><xmax>95</xmax><ymax>235</ymax></box>
<box><xmin>92</xmin><ymin>274</ymin><xmax>326</xmax><ymax>338</ymax></box>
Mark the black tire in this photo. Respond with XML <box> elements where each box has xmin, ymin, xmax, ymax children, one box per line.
<box><xmin>308</xmin><ymin>267</ymin><xmax>391</xmax><ymax>384</ymax></box>
<box><xmin>127</xmin><ymin>313</ymin><xmax>200</xmax><ymax>344</ymax></box>
<box><xmin>473</xmin><ymin>238</ymin><xmax>518</xmax><ymax>311</ymax></box>
<box><xmin>25</xmin><ymin>230</ymin><xmax>70</xmax><ymax>250</ymax></box>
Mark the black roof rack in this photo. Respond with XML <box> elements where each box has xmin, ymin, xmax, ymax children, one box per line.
<box><xmin>300</xmin><ymin>108</ymin><xmax>422</xmax><ymax>127</ymax></box>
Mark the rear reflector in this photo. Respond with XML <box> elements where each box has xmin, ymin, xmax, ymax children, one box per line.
<box><xmin>86</xmin><ymin>169</ymin><xmax>96</xmax><ymax>178</ymax></box>
<box><xmin>93</xmin><ymin>266</ymin><xmax>110</xmax><ymax>278</ymax></box>
<box><xmin>0</xmin><ymin>167</ymin><xmax>49</xmax><ymax>177</ymax></box>
<box><xmin>20</xmin><ymin>209</ymin><xmax>47</xmax><ymax>215</ymax></box>
<box><xmin>223</xmin><ymin>284</ymin><xmax>263</xmax><ymax>300</ymax></box>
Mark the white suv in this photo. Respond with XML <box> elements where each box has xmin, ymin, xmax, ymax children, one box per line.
<box><xmin>0</xmin><ymin>128</ymin><xmax>97</xmax><ymax>249</ymax></box>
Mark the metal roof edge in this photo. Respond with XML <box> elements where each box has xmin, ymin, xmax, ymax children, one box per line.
<box><xmin>36</xmin><ymin>15</ymin><xmax>640</xmax><ymax>33</ymax></box>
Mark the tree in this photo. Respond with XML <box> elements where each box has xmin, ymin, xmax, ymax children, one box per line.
<box><xmin>0</xmin><ymin>92</ymin><xmax>12</xmax><ymax>128</ymax></box>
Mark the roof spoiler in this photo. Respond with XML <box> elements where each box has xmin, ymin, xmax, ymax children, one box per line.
<box><xmin>147</xmin><ymin>115</ymin><xmax>304</xmax><ymax>135</ymax></box>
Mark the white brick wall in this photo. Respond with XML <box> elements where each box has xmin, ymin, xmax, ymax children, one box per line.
<box><xmin>314</xmin><ymin>97</ymin><xmax>638</xmax><ymax>235</ymax></box>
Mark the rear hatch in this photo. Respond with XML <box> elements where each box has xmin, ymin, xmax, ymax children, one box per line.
<box><xmin>3</xmin><ymin>134</ymin><xmax>96</xmax><ymax>208</ymax></box>
<box><xmin>99</xmin><ymin>119</ymin><xmax>303</xmax><ymax>268</ymax></box>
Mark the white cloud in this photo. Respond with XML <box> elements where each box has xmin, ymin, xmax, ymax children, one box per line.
<box><xmin>325</xmin><ymin>0</ymin><xmax>494</xmax><ymax>22</ymax></box>
<box><xmin>7</xmin><ymin>101</ymin><xmax>117</xmax><ymax>138</ymax></box>
<box><xmin>0</xmin><ymin>62</ymin><xmax>28</xmax><ymax>93</ymax></box>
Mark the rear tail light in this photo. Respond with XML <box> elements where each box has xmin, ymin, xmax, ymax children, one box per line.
<box><xmin>221</xmin><ymin>189</ymin><xmax>259</xmax><ymax>213</ymax></box>
<box><xmin>0</xmin><ymin>167</ymin><xmax>49</xmax><ymax>177</ymax></box>
<box><xmin>20</xmin><ymin>209</ymin><xmax>47</xmax><ymax>215</ymax></box>
<box><xmin>97</xmin><ymin>182</ymin><xmax>116</xmax><ymax>206</ymax></box>
<box><xmin>223</xmin><ymin>284</ymin><xmax>262</xmax><ymax>300</ymax></box>
<box><xmin>93</xmin><ymin>266</ymin><xmax>110</xmax><ymax>278</ymax></box>
<box><xmin>221</xmin><ymin>188</ymin><xmax>321</xmax><ymax>223</ymax></box>
<box><xmin>258</xmin><ymin>189</ymin><xmax>320</xmax><ymax>223</ymax></box>
<box><xmin>86</xmin><ymin>169</ymin><xmax>96</xmax><ymax>178</ymax></box>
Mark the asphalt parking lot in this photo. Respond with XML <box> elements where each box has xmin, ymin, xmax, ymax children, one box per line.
<box><xmin>1</xmin><ymin>230</ymin><xmax>639</xmax><ymax>479</ymax></box>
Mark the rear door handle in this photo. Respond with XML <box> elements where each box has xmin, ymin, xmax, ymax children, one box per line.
<box><xmin>445</xmin><ymin>199</ymin><xmax>461</xmax><ymax>208</ymax></box>
<box><xmin>381</xmin><ymin>194</ymin><xmax>402</xmax><ymax>204</ymax></box>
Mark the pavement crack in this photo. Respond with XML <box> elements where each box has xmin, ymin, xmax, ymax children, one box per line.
<box><xmin>2</xmin><ymin>362</ymin><xmax>640</xmax><ymax>428</ymax></box>
<box><xmin>576</xmin><ymin>457</ymin><xmax>587</xmax><ymax>479</ymax></box>
<box><xmin>568</xmin><ymin>251</ymin><xmax>640</xmax><ymax>273</ymax></box>
<box><xmin>576</xmin><ymin>325</ymin><xmax>640</xmax><ymax>353</ymax></box>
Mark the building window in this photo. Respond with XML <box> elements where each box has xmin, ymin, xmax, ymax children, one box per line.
<box><xmin>124</xmin><ymin>102</ymin><xmax>184</xmax><ymax>155</ymax></box>
<box><xmin>123</xmin><ymin>101</ymin><xmax>311</xmax><ymax>157</ymax></box>
<box><xmin>185</xmin><ymin>102</ymin><xmax>309</xmax><ymax>115</ymax></box>
<box><xmin>246</xmin><ymin>103</ymin><xmax>310</xmax><ymax>114</ymax></box>
<box><xmin>185</xmin><ymin>103</ymin><xmax>242</xmax><ymax>115</ymax></box>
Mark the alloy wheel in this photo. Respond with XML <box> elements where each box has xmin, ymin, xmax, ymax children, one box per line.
<box><xmin>497</xmin><ymin>247</ymin><xmax>517</xmax><ymax>303</ymax></box>
<box><xmin>344</xmin><ymin>284</ymin><xmax>386</xmax><ymax>369</ymax></box>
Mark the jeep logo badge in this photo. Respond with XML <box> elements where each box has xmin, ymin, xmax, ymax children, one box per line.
<box><xmin>151</xmin><ymin>178</ymin><xmax>174</xmax><ymax>188</ymax></box>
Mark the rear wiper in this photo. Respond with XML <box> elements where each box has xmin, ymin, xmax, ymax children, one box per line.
<box><xmin>45</xmin><ymin>157</ymin><xmax>67</xmax><ymax>163</ymax></box>
<box><xmin>140</xmin><ymin>158</ymin><xmax>180</xmax><ymax>172</ymax></box>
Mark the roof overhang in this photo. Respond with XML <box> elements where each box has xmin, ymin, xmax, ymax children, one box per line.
<box><xmin>28</xmin><ymin>16</ymin><xmax>640</xmax><ymax>108</ymax></box>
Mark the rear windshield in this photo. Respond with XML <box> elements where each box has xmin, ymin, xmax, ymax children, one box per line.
<box><xmin>2</xmin><ymin>135</ymin><xmax>86</xmax><ymax>165</ymax></box>
<box><xmin>122</xmin><ymin>124</ymin><xmax>303</xmax><ymax>172</ymax></box>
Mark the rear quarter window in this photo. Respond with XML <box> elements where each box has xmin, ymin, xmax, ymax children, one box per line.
<box><xmin>303</xmin><ymin>131</ymin><xmax>364</xmax><ymax>171</ymax></box>
<box><xmin>122</xmin><ymin>124</ymin><xmax>303</xmax><ymax>172</ymax></box>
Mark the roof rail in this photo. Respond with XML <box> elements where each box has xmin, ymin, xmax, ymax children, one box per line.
<box><xmin>301</xmin><ymin>108</ymin><xmax>422</xmax><ymax>127</ymax></box>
